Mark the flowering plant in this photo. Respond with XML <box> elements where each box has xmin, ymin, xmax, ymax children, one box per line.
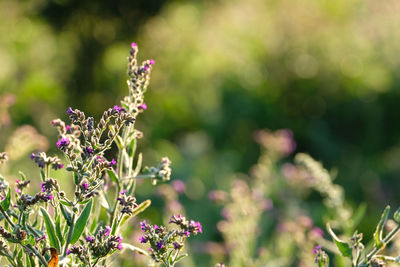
<box><xmin>0</xmin><ymin>43</ymin><xmax>201</xmax><ymax>267</ymax></box>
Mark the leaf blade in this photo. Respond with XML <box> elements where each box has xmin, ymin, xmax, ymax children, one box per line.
<box><xmin>70</xmin><ymin>199</ymin><xmax>92</xmax><ymax>244</ymax></box>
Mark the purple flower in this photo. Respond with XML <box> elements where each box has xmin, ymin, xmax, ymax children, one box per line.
<box><xmin>86</xmin><ymin>235</ymin><xmax>94</xmax><ymax>242</ymax></box>
<box><xmin>120</xmin><ymin>190</ymin><xmax>126</xmax><ymax>195</ymax></box>
<box><xmin>117</xmin><ymin>243</ymin><xmax>123</xmax><ymax>250</ymax></box>
<box><xmin>150</xmin><ymin>59</ymin><xmax>155</xmax><ymax>65</ymax></box>
<box><xmin>138</xmin><ymin>103</ymin><xmax>147</xmax><ymax>110</ymax></box>
<box><xmin>105</xmin><ymin>226</ymin><xmax>111</xmax><ymax>236</ymax></box>
<box><xmin>155</xmin><ymin>241</ymin><xmax>163</xmax><ymax>250</ymax></box>
<box><xmin>82</xmin><ymin>183</ymin><xmax>89</xmax><ymax>190</ymax></box>
<box><xmin>48</xmin><ymin>194</ymin><xmax>54</xmax><ymax>200</ymax></box>
<box><xmin>131</xmin><ymin>42</ymin><xmax>137</xmax><ymax>48</ymax></box>
<box><xmin>113</xmin><ymin>105</ymin><xmax>123</xmax><ymax>113</ymax></box>
<box><xmin>40</xmin><ymin>183</ymin><xmax>45</xmax><ymax>192</ymax></box>
<box><xmin>30</xmin><ymin>153</ymin><xmax>35</xmax><ymax>160</ymax></box>
<box><xmin>65</xmin><ymin>125</ymin><xmax>71</xmax><ymax>132</ymax></box>
<box><xmin>111</xmin><ymin>158</ymin><xmax>116</xmax><ymax>166</ymax></box>
<box><xmin>312</xmin><ymin>245</ymin><xmax>322</xmax><ymax>254</ymax></box>
<box><xmin>140</xmin><ymin>220</ymin><xmax>147</xmax><ymax>231</ymax></box>
<box><xmin>154</xmin><ymin>225</ymin><xmax>159</xmax><ymax>232</ymax></box>
<box><xmin>15</xmin><ymin>188</ymin><xmax>21</xmax><ymax>194</ymax></box>
<box><xmin>96</xmin><ymin>155</ymin><xmax>104</xmax><ymax>163</ymax></box>
<box><xmin>87</xmin><ymin>147</ymin><xmax>93</xmax><ymax>154</ymax></box>
<box><xmin>118</xmin><ymin>234</ymin><xmax>123</xmax><ymax>243</ymax></box>
<box><xmin>139</xmin><ymin>236</ymin><xmax>147</xmax><ymax>243</ymax></box>
<box><xmin>173</xmin><ymin>242</ymin><xmax>181</xmax><ymax>250</ymax></box>
<box><xmin>56</xmin><ymin>137</ymin><xmax>70</xmax><ymax>150</ymax></box>
<box><xmin>66</xmin><ymin>249</ymin><xmax>71</xmax><ymax>255</ymax></box>
<box><xmin>67</xmin><ymin>107</ymin><xmax>73</xmax><ymax>114</ymax></box>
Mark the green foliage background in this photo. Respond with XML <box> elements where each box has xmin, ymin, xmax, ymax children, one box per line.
<box><xmin>1</xmin><ymin>0</ymin><xmax>400</xmax><ymax>265</ymax></box>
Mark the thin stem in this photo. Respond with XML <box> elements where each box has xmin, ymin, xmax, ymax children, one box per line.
<box><xmin>0</xmin><ymin>205</ymin><xmax>14</xmax><ymax>227</ymax></box>
<box><xmin>360</xmin><ymin>223</ymin><xmax>400</xmax><ymax>266</ymax></box>
<box><xmin>25</xmin><ymin>244</ymin><xmax>48</xmax><ymax>266</ymax></box>
<box><xmin>63</xmin><ymin>212</ymin><xmax>76</xmax><ymax>256</ymax></box>
<box><xmin>120</xmin><ymin>174</ymin><xmax>155</xmax><ymax>180</ymax></box>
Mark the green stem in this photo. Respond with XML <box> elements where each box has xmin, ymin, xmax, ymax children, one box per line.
<box><xmin>361</xmin><ymin>223</ymin><xmax>400</xmax><ymax>266</ymax></box>
<box><xmin>63</xmin><ymin>212</ymin><xmax>76</xmax><ymax>256</ymax></box>
<box><xmin>0</xmin><ymin>205</ymin><xmax>14</xmax><ymax>227</ymax></box>
<box><xmin>24</xmin><ymin>244</ymin><xmax>48</xmax><ymax>266</ymax></box>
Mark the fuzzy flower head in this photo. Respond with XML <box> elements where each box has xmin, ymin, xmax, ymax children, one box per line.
<box><xmin>56</xmin><ymin>137</ymin><xmax>70</xmax><ymax>151</ymax></box>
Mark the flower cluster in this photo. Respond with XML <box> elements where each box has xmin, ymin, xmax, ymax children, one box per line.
<box><xmin>312</xmin><ymin>245</ymin><xmax>329</xmax><ymax>266</ymax></box>
<box><xmin>15</xmin><ymin>179</ymin><xmax>30</xmax><ymax>194</ymax></box>
<box><xmin>67</xmin><ymin>225</ymin><xmax>123</xmax><ymax>262</ymax></box>
<box><xmin>30</xmin><ymin>152</ymin><xmax>64</xmax><ymax>170</ymax></box>
<box><xmin>139</xmin><ymin>215</ymin><xmax>202</xmax><ymax>264</ymax></box>
<box><xmin>117</xmin><ymin>191</ymin><xmax>138</xmax><ymax>216</ymax></box>
<box><xmin>143</xmin><ymin>157</ymin><xmax>172</xmax><ymax>185</ymax></box>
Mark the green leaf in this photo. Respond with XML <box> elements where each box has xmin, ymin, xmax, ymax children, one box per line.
<box><xmin>1</xmin><ymin>187</ymin><xmax>11</xmax><ymax>211</ymax></box>
<box><xmin>70</xmin><ymin>199</ymin><xmax>92</xmax><ymax>244</ymax></box>
<box><xmin>40</xmin><ymin>208</ymin><xmax>60</xmax><ymax>252</ymax></box>
<box><xmin>127</xmin><ymin>138</ymin><xmax>136</xmax><ymax>158</ymax></box>
<box><xmin>374</xmin><ymin>205</ymin><xmax>390</xmax><ymax>248</ymax></box>
<box><xmin>133</xmin><ymin>153</ymin><xmax>143</xmax><ymax>177</ymax></box>
<box><xmin>17</xmin><ymin>249</ymin><xmax>23</xmax><ymax>267</ymax></box>
<box><xmin>56</xmin><ymin>215</ymin><xmax>64</xmax><ymax>246</ymax></box>
<box><xmin>73</xmin><ymin>172</ymin><xmax>81</xmax><ymax>185</ymax></box>
<box><xmin>327</xmin><ymin>224</ymin><xmax>352</xmax><ymax>258</ymax></box>
<box><xmin>394</xmin><ymin>207</ymin><xmax>400</xmax><ymax>223</ymax></box>
<box><xmin>59</xmin><ymin>200</ymin><xmax>72</xmax><ymax>206</ymax></box>
<box><xmin>60</xmin><ymin>204</ymin><xmax>72</xmax><ymax>225</ymax></box>
<box><xmin>40</xmin><ymin>170</ymin><xmax>45</xmax><ymax>181</ymax></box>
<box><xmin>18</xmin><ymin>171</ymin><xmax>27</xmax><ymax>181</ymax></box>
<box><xmin>107</xmin><ymin>170</ymin><xmax>119</xmax><ymax>184</ymax></box>
<box><xmin>131</xmin><ymin>200</ymin><xmax>151</xmax><ymax>217</ymax></box>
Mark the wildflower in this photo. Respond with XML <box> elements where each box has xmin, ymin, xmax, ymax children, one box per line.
<box><xmin>150</xmin><ymin>59</ymin><xmax>155</xmax><ymax>65</ymax></box>
<box><xmin>140</xmin><ymin>220</ymin><xmax>147</xmax><ymax>231</ymax></box>
<box><xmin>155</xmin><ymin>241</ymin><xmax>163</xmax><ymax>250</ymax></box>
<box><xmin>56</xmin><ymin>137</ymin><xmax>69</xmax><ymax>150</ymax></box>
<box><xmin>139</xmin><ymin>236</ymin><xmax>148</xmax><ymax>243</ymax></box>
<box><xmin>120</xmin><ymin>190</ymin><xmax>126</xmax><ymax>195</ymax></box>
<box><xmin>66</xmin><ymin>107</ymin><xmax>73</xmax><ymax>114</ymax></box>
<box><xmin>113</xmin><ymin>105</ymin><xmax>123</xmax><ymax>113</ymax></box>
<box><xmin>82</xmin><ymin>183</ymin><xmax>89</xmax><ymax>190</ymax></box>
<box><xmin>312</xmin><ymin>245</ymin><xmax>322</xmax><ymax>254</ymax></box>
<box><xmin>131</xmin><ymin>42</ymin><xmax>137</xmax><ymax>48</ymax></box>
<box><xmin>138</xmin><ymin>103</ymin><xmax>147</xmax><ymax>110</ymax></box>
<box><xmin>173</xmin><ymin>242</ymin><xmax>182</xmax><ymax>250</ymax></box>
<box><xmin>86</xmin><ymin>235</ymin><xmax>94</xmax><ymax>242</ymax></box>
<box><xmin>111</xmin><ymin>158</ymin><xmax>116</xmax><ymax>165</ymax></box>
<box><xmin>105</xmin><ymin>225</ymin><xmax>111</xmax><ymax>236</ymax></box>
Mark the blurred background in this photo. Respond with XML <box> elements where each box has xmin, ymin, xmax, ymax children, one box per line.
<box><xmin>1</xmin><ymin>0</ymin><xmax>400</xmax><ymax>266</ymax></box>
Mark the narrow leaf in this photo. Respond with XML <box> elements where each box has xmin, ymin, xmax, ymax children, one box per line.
<box><xmin>327</xmin><ymin>224</ymin><xmax>352</xmax><ymax>258</ymax></box>
<box><xmin>40</xmin><ymin>208</ymin><xmax>60</xmax><ymax>252</ymax></box>
<box><xmin>60</xmin><ymin>204</ymin><xmax>72</xmax><ymax>225</ymax></box>
<box><xmin>374</xmin><ymin>205</ymin><xmax>390</xmax><ymax>248</ymax></box>
<box><xmin>70</xmin><ymin>199</ymin><xmax>92</xmax><ymax>244</ymax></box>
<box><xmin>127</xmin><ymin>138</ymin><xmax>136</xmax><ymax>158</ymax></box>
<box><xmin>1</xmin><ymin>187</ymin><xmax>11</xmax><ymax>211</ymax></box>
<box><xmin>56</xmin><ymin>215</ymin><xmax>64</xmax><ymax>246</ymax></box>
<box><xmin>107</xmin><ymin>170</ymin><xmax>119</xmax><ymax>184</ymax></box>
<box><xmin>131</xmin><ymin>200</ymin><xmax>151</xmax><ymax>217</ymax></box>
